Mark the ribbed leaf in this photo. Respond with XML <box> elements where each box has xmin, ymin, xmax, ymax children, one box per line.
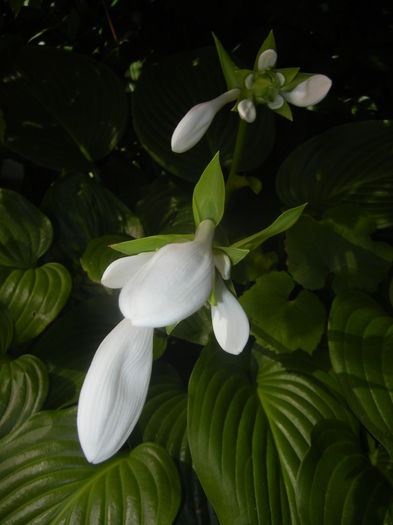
<box><xmin>41</xmin><ymin>172</ymin><xmax>143</xmax><ymax>262</ymax></box>
<box><xmin>32</xmin><ymin>294</ymin><xmax>121</xmax><ymax>408</ymax></box>
<box><xmin>132</xmin><ymin>47</ymin><xmax>275</xmax><ymax>181</ymax></box>
<box><xmin>0</xmin><ymin>354</ymin><xmax>48</xmax><ymax>437</ymax></box>
<box><xmin>255</xmin><ymin>349</ymin><xmax>358</xmax><ymax>524</ymax></box>
<box><xmin>0</xmin><ymin>44</ymin><xmax>128</xmax><ymax>170</ymax></box>
<box><xmin>328</xmin><ymin>291</ymin><xmax>393</xmax><ymax>457</ymax></box>
<box><xmin>240</xmin><ymin>271</ymin><xmax>326</xmax><ymax>354</ymax></box>
<box><xmin>0</xmin><ymin>303</ymin><xmax>13</xmax><ymax>356</ymax></box>
<box><xmin>286</xmin><ymin>206</ymin><xmax>393</xmax><ymax>292</ymax></box>
<box><xmin>80</xmin><ymin>234</ymin><xmax>129</xmax><ymax>283</ymax></box>
<box><xmin>297</xmin><ymin>420</ymin><xmax>392</xmax><ymax>525</ymax></box>
<box><xmin>0</xmin><ymin>188</ymin><xmax>52</xmax><ymax>268</ymax></box>
<box><xmin>139</xmin><ymin>364</ymin><xmax>189</xmax><ymax>463</ymax></box>
<box><xmin>0</xmin><ymin>408</ymin><xmax>181</xmax><ymax>524</ymax></box>
<box><xmin>0</xmin><ymin>262</ymin><xmax>72</xmax><ymax>345</ymax></box>
<box><xmin>188</xmin><ymin>344</ymin><xmax>291</xmax><ymax>525</ymax></box>
<box><xmin>276</xmin><ymin>120</ymin><xmax>393</xmax><ymax>229</ymax></box>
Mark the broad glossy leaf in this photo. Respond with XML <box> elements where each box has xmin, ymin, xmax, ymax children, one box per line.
<box><xmin>32</xmin><ymin>294</ymin><xmax>121</xmax><ymax>408</ymax></box>
<box><xmin>276</xmin><ymin>120</ymin><xmax>393</xmax><ymax>229</ymax></box>
<box><xmin>80</xmin><ymin>234</ymin><xmax>129</xmax><ymax>283</ymax></box>
<box><xmin>286</xmin><ymin>205</ymin><xmax>393</xmax><ymax>292</ymax></box>
<box><xmin>188</xmin><ymin>343</ymin><xmax>291</xmax><ymax>525</ymax></box>
<box><xmin>0</xmin><ymin>44</ymin><xmax>128</xmax><ymax>170</ymax></box>
<box><xmin>328</xmin><ymin>291</ymin><xmax>393</xmax><ymax>457</ymax></box>
<box><xmin>255</xmin><ymin>348</ymin><xmax>358</xmax><ymax>522</ymax></box>
<box><xmin>240</xmin><ymin>271</ymin><xmax>326</xmax><ymax>354</ymax></box>
<box><xmin>132</xmin><ymin>47</ymin><xmax>275</xmax><ymax>181</ymax></box>
<box><xmin>139</xmin><ymin>364</ymin><xmax>189</xmax><ymax>463</ymax></box>
<box><xmin>192</xmin><ymin>152</ymin><xmax>225</xmax><ymax>227</ymax></box>
<box><xmin>0</xmin><ymin>303</ymin><xmax>13</xmax><ymax>356</ymax></box>
<box><xmin>0</xmin><ymin>408</ymin><xmax>181</xmax><ymax>524</ymax></box>
<box><xmin>0</xmin><ymin>262</ymin><xmax>71</xmax><ymax>345</ymax></box>
<box><xmin>0</xmin><ymin>188</ymin><xmax>52</xmax><ymax>268</ymax></box>
<box><xmin>0</xmin><ymin>354</ymin><xmax>48</xmax><ymax>437</ymax></box>
<box><xmin>41</xmin><ymin>172</ymin><xmax>143</xmax><ymax>262</ymax></box>
<box><xmin>297</xmin><ymin>420</ymin><xmax>392</xmax><ymax>525</ymax></box>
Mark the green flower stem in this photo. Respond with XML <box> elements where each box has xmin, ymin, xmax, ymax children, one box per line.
<box><xmin>225</xmin><ymin>118</ymin><xmax>249</xmax><ymax>199</ymax></box>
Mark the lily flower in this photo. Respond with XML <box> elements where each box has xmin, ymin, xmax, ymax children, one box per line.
<box><xmin>171</xmin><ymin>43</ymin><xmax>332</xmax><ymax>153</ymax></box>
<box><xmin>77</xmin><ymin>219</ymin><xmax>250</xmax><ymax>463</ymax></box>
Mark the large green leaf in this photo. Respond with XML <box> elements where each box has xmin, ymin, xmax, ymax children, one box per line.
<box><xmin>276</xmin><ymin>120</ymin><xmax>393</xmax><ymax>229</ymax></box>
<box><xmin>240</xmin><ymin>271</ymin><xmax>326</xmax><ymax>354</ymax></box>
<box><xmin>0</xmin><ymin>354</ymin><xmax>48</xmax><ymax>437</ymax></box>
<box><xmin>0</xmin><ymin>44</ymin><xmax>128</xmax><ymax>170</ymax></box>
<box><xmin>41</xmin><ymin>172</ymin><xmax>143</xmax><ymax>263</ymax></box>
<box><xmin>0</xmin><ymin>303</ymin><xmax>13</xmax><ymax>356</ymax></box>
<box><xmin>296</xmin><ymin>420</ymin><xmax>392</xmax><ymax>525</ymax></box>
<box><xmin>286</xmin><ymin>206</ymin><xmax>393</xmax><ymax>292</ymax></box>
<box><xmin>328</xmin><ymin>291</ymin><xmax>393</xmax><ymax>457</ymax></box>
<box><xmin>0</xmin><ymin>408</ymin><xmax>181</xmax><ymax>524</ymax></box>
<box><xmin>0</xmin><ymin>262</ymin><xmax>72</xmax><ymax>345</ymax></box>
<box><xmin>32</xmin><ymin>294</ymin><xmax>121</xmax><ymax>408</ymax></box>
<box><xmin>132</xmin><ymin>47</ymin><xmax>275</xmax><ymax>181</ymax></box>
<box><xmin>188</xmin><ymin>344</ymin><xmax>291</xmax><ymax>525</ymax></box>
<box><xmin>255</xmin><ymin>349</ymin><xmax>358</xmax><ymax>523</ymax></box>
<box><xmin>0</xmin><ymin>188</ymin><xmax>52</xmax><ymax>269</ymax></box>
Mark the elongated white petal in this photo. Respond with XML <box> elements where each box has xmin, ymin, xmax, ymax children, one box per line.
<box><xmin>77</xmin><ymin>319</ymin><xmax>153</xmax><ymax>464</ymax></box>
<box><xmin>283</xmin><ymin>74</ymin><xmax>332</xmax><ymax>107</ymax></box>
<box><xmin>237</xmin><ymin>99</ymin><xmax>256</xmax><ymax>122</ymax></box>
<box><xmin>101</xmin><ymin>252</ymin><xmax>154</xmax><ymax>289</ymax></box>
<box><xmin>257</xmin><ymin>48</ymin><xmax>277</xmax><ymax>70</ymax></box>
<box><xmin>211</xmin><ymin>277</ymin><xmax>249</xmax><ymax>355</ymax></box>
<box><xmin>214</xmin><ymin>252</ymin><xmax>231</xmax><ymax>280</ymax></box>
<box><xmin>268</xmin><ymin>94</ymin><xmax>284</xmax><ymax>110</ymax></box>
<box><xmin>171</xmin><ymin>89</ymin><xmax>240</xmax><ymax>153</ymax></box>
<box><xmin>120</xmin><ymin>219</ymin><xmax>215</xmax><ymax>327</ymax></box>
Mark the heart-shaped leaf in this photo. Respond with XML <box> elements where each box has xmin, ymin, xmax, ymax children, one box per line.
<box><xmin>0</xmin><ymin>188</ymin><xmax>52</xmax><ymax>269</ymax></box>
<box><xmin>296</xmin><ymin>420</ymin><xmax>392</xmax><ymax>525</ymax></box>
<box><xmin>240</xmin><ymin>271</ymin><xmax>326</xmax><ymax>354</ymax></box>
<box><xmin>328</xmin><ymin>291</ymin><xmax>393</xmax><ymax>457</ymax></box>
<box><xmin>0</xmin><ymin>354</ymin><xmax>48</xmax><ymax>437</ymax></box>
<box><xmin>0</xmin><ymin>44</ymin><xmax>128</xmax><ymax>170</ymax></box>
<box><xmin>41</xmin><ymin>172</ymin><xmax>143</xmax><ymax>263</ymax></box>
<box><xmin>0</xmin><ymin>262</ymin><xmax>72</xmax><ymax>345</ymax></box>
<box><xmin>132</xmin><ymin>47</ymin><xmax>275</xmax><ymax>181</ymax></box>
<box><xmin>0</xmin><ymin>408</ymin><xmax>181</xmax><ymax>524</ymax></box>
<box><xmin>188</xmin><ymin>343</ymin><xmax>291</xmax><ymax>525</ymax></box>
<box><xmin>286</xmin><ymin>206</ymin><xmax>393</xmax><ymax>292</ymax></box>
<box><xmin>32</xmin><ymin>294</ymin><xmax>121</xmax><ymax>408</ymax></box>
<box><xmin>276</xmin><ymin>120</ymin><xmax>393</xmax><ymax>229</ymax></box>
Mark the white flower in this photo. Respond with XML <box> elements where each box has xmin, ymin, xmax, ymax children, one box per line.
<box><xmin>77</xmin><ymin>220</ymin><xmax>250</xmax><ymax>463</ymax></box>
<box><xmin>77</xmin><ymin>319</ymin><xmax>153</xmax><ymax>464</ymax></box>
<box><xmin>171</xmin><ymin>89</ymin><xmax>240</xmax><ymax>153</ymax></box>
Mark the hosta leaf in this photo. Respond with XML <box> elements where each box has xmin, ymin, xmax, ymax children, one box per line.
<box><xmin>255</xmin><ymin>348</ymin><xmax>358</xmax><ymax>523</ymax></box>
<box><xmin>0</xmin><ymin>408</ymin><xmax>181</xmax><ymax>525</ymax></box>
<box><xmin>80</xmin><ymin>234</ymin><xmax>129</xmax><ymax>283</ymax></box>
<box><xmin>328</xmin><ymin>291</ymin><xmax>393</xmax><ymax>457</ymax></box>
<box><xmin>0</xmin><ymin>188</ymin><xmax>52</xmax><ymax>268</ymax></box>
<box><xmin>0</xmin><ymin>354</ymin><xmax>48</xmax><ymax>437</ymax></box>
<box><xmin>32</xmin><ymin>294</ymin><xmax>121</xmax><ymax>408</ymax></box>
<box><xmin>240</xmin><ymin>271</ymin><xmax>326</xmax><ymax>354</ymax></box>
<box><xmin>286</xmin><ymin>206</ymin><xmax>393</xmax><ymax>292</ymax></box>
<box><xmin>0</xmin><ymin>303</ymin><xmax>13</xmax><ymax>356</ymax></box>
<box><xmin>138</xmin><ymin>364</ymin><xmax>189</xmax><ymax>463</ymax></box>
<box><xmin>296</xmin><ymin>420</ymin><xmax>392</xmax><ymax>525</ymax></box>
<box><xmin>0</xmin><ymin>44</ymin><xmax>128</xmax><ymax>170</ymax></box>
<box><xmin>0</xmin><ymin>262</ymin><xmax>71</xmax><ymax>345</ymax></box>
<box><xmin>171</xmin><ymin>304</ymin><xmax>212</xmax><ymax>346</ymax></box>
<box><xmin>41</xmin><ymin>172</ymin><xmax>143</xmax><ymax>263</ymax></box>
<box><xmin>132</xmin><ymin>47</ymin><xmax>275</xmax><ymax>182</ymax></box>
<box><xmin>276</xmin><ymin>120</ymin><xmax>393</xmax><ymax>229</ymax></box>
<box><xmin>188</xmin><ymin>343</ymin><xmax>291</xmax><ymax>525</ymax></box>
